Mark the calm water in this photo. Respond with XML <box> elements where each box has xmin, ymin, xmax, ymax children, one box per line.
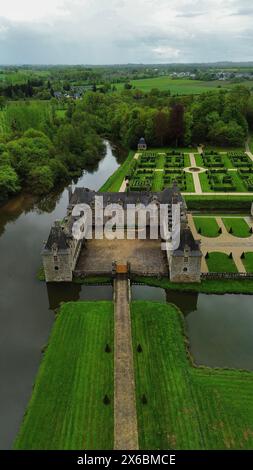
<box><xmin>0</xmin><ymin>140</ymin><xmax>120</xmax><ymax>449</ymax></box>
<box><xmin>0</xmin><ymin>141</ymin><xmax>253</xmax><ymax>449</ymax></box>
<box><xmin>132</xmin><ymin>286</ymin><xmax>253</xmax><ymax>371</ymax></box>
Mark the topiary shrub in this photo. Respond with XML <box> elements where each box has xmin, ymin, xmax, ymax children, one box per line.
<box><xmin>103</xmin><ymin>395</ymin><xmax>110</xmax><ymax>405</ymax></box>
<box><xmin>105</xmin><ymin>344</ymin><xmax>111</xmax><ymax>353</ymax></box>
<box><xmin>141</xmin><ymin>394</ymin><xmax>148</xmax><ymax>405</ymax></box>
<box><xmin>137</xmin><ymin>344</ymin><xmax>143</xmax><ymax>353</ymax></box>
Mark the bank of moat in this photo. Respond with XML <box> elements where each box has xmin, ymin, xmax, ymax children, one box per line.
<box><xmin>42</xmin><ymin>185</ymin><xmax>202</xmax><ymax>283</ymax></box>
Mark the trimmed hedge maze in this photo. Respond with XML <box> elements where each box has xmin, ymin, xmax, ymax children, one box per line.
<box><xmin>127</xmin><ymin>149</ymin><xmax>253</xmax><ymax>193</ymax></box>
<box><xmin>128</xmin><ymin>151</ymin><xmax>193</xmax><ymax>192</ymax></box>
<box><xmin>205</xmin><ymin>169</ymin><xmax>236</xmax><ymax>192</ymax></box>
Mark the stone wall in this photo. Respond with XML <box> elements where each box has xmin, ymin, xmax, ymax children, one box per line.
<box><xmin>169</xmin><ymin>253</ymin><xmax>202</xmax><ymax>283</ymax></box>
<box><xmin>43</xmin><ymin>250</ymin><xmax>73</xmax><ymax>282</ymax></box>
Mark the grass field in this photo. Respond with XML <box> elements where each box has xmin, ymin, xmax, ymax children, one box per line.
<box><xmin>15</xmin><ymin>301</ymin><xmax>114</xmax><ymax>450</ymax></box>
<box><xmin>206</xmin><ymin>252</ymin><xmax>238</xmax><ymax>273</ymax></box>
<box><xmin>222</xmin><ymin>217</ymin><xmax>251</xmax><ymax>238</ymax></box>
<box><xmin>132</xmin><ymin>275</ymin><xmax>253</xmax><ymax>294</ymax></box>
<box><xmin>99</xmin><ymin>150</ymin><xmax>135</xmax><ymax>192</ymax></box>
<box><xmin>242</xmin><ymin>253</ymin><xmax>253</xmax><ymax>273</ymax></box>
<box><xmin>114</xmin><ymin>77</ymin><xmax>237</xmax><ymax>95</ymax></box>
<box><xmin>193</xmin><ymin>217</ymin><xmax>220</xmax><ymax>237</ymax></box>
<box><xmin>131</xmin><ymin>301</ymin><xmax>253</xmax><ymax>450</ymax></box>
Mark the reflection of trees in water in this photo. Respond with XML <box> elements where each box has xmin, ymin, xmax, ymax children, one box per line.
<box><xmin>46</xmin><ymin>282</ymin><xmax>81</xmax><ymax>311</ymax></box>
<box><xmin>165</xmin><ymin>290</ymin><xmax>199</xmax><ymax>316</ymax></box>
<box><xmin>35</xmin><ymin>190</ymin><xmax>63</xmax><ymax>214</ymax></box>
<box><xmin>0</xmin><ymin>194</ymin><xmax>37</xmax><ymax>238</ymax></box>
<box><xmin>112</xmin><ymin>144</ymin><xmax>128</xmax><ymax>165</ymax></box>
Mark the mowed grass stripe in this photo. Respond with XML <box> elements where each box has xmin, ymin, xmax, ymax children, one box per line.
<box><xmin>194</xmin><ymin>216</ymin><xmax>220</xmax><ymax>237</ymax></box>
<box><xmin>15</xmin><ymin>301</ymin><xmax>114</xmax><ymax>450</ymax></box>
<box><xmin>131</xmin><ymin>301</ymin><xmax>253</xmax><ymax>449</ymax></box>
<box><xmin>222</xmin><ymin>217</ymin><xmax>251</xmax><ymax>238</ymax></box>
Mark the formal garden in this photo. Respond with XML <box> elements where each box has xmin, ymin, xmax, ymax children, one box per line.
<box><xmin>122</xmin><ymin>149</ymin><xmax>253</xmax><ymax>195</ymax></box>
<box><xmin>127</xmin><ymin>151</ymin><xmax>194</xmax><ymax>192</ymax></box>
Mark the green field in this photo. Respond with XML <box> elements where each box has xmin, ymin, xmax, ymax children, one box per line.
<box><xmin>131</xmin><ymin>301</ymin><xmax>253</xmax><ymax>449</ymax></box>
<box><xmin>193</xmin><ymin>217</ymin><xmax>220</xmax><ymax>237</ymax></box>
<box><xmin>206</xmin><ymin>252</ymin><xmax>238</xmax><ymax>273</ymax></box>
<box><xmin>222</xmin><ymin>217</ymin><xmax>251</xmax><ymax>238</ymax></box>
<box><xmin>115</xmin><ymin>77</ymin><xmax>235</xmax><ymax>95</ymax></box>
<box><xmin>15</xmin><ymin>301</ymin><xmax>114</xmax><ymax>450</ymax></box>
<box><xmin>99</xmin><ymin>150</ymin><xmax>135</xmax><ymax>192</ymax></box>
<box><xmin>132</xmin><ymin>275</ymin><xmax>253</xmax><ymax>294</ymax></box>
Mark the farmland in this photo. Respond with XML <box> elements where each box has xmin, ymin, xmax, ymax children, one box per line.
<box><xmin>131</xmin><ymin>301</ymin><xmax>253</xmax><ymax>450</ymax></box>
<box><xmin>14</xmin><ymin>301</ymin><xmax>114</xmax><ymax>450</ymax></box>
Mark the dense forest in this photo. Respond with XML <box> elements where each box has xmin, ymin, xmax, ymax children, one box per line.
<box><xmin>1</xmin><ymin>66</ymin><xmax>253</xmax><ymax>204</ymax></box>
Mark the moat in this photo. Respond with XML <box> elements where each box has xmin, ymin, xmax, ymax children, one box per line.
<box><xmin>0</xmin><ymin>141</ymin><xmax>253</xmax><ymax>449</ymax></box>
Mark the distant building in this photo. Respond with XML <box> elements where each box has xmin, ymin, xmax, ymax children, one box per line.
<box><xmin>54</xmin><ymin>91</ymin><xmax>63</xmax><ymax>99</ymax></box>
<box><xmin>138</xmin><ymin>137</ymin><xmax>147</xmax><ymax>151</ymax></box>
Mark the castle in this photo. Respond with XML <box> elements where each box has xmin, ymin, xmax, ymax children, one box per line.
<box><xmin>42</xmin><ymin>185</ymin><xmax>202</xmax><ymax>283</ymax></box>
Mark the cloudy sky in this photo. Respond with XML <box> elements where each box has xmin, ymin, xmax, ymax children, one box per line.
<box><xmin>0</xmin><ymin>0</ymin><xmax>252</xmax><ymax>64</ymax></box>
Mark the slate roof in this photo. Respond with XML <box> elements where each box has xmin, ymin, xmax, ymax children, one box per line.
<box><xmin>44</xmin><ymin>224</ymin><xmax>69</xmax><ymax>251</ymax></box>
<box><xmin>68</xmin><ymin>186</ymin><xmax>185</xmax><ymax>208</ymax></box>
<box><xmin>173</xmin><ymin>227</ymin><xmax>202</xmax><ymax>256</ymax></box>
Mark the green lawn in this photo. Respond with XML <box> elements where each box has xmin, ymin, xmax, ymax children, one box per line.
<box><xmin>242</xmin><ymin>252</ymin><xmax>253</xmax><ymax>273</ymax></box>
<box><xmin>194</xmin><ymin>154</ymin><xmax>203</xmax><ymax>166</ymax></box>
<box><xmin>131</xmin><ymin>301</ymin><xmax>253</xmax><ymax>450</ymax></box>
<box><xmin>194</xmin><ymin>217</ymin><xmax>220</xmax><ymax>237</ymax></box>
<box><xmin>222</xmin><ymin>217</ymin><xmax>251</xmax><ymax>238</ymax></box>
<box><xmin>199</xmin><ymin>172</ymin><xmax>212</xmax><ymax>192</ymax></box>
<box><xmin>152</xmin><ymin>171</ymin><xmax>163</xmax><ymax>191</ymax></box>
<box><xmin>132</xmin><ymin>275</ymin><xmax>253</xmax><ymax>294</ymax></box>
<box><xmin>99</xmin><ymin>150</ymin><xmax>135</xmax><ymax>192</ymax></box>
<box><xmin>156</xmin><ymin>153</ymin><xmax>165</xmax><ymax>169</ymax></box>
<box><xmin>206</xmin><ymin>252</ymin><xmax>238</xmax><ymax>273</ymax></box>
<box><xmin>114</xmin><ymin>77</ymin><xmax>234</xmax><ymax>95</ymax></box>
<box><xmin>15</xmin><ymin>301</ymin><xmax>114</xmax><ymax>450</ymax></box>
<box><xmin>184</xmin><ymin>173</ymin><xmax>195</xmax><ymax>192</ymax></box>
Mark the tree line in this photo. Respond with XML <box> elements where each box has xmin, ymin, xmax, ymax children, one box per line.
<box><xmin>0</xmin><ymin>84</ymin><xmax>253</xmax><ymax>204</ymax></box>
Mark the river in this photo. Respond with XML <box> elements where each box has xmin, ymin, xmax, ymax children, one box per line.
<box><xmin>0</xmin><ymin>141</ymin><xmax>253</xmax><ymax>449</ymax></box>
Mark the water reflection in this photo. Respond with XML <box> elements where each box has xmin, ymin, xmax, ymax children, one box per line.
<box><xmin>0</xmin><ymin>140</ymin><xmax>120</xmax><ymax>450</ymax></box>
<box><xmin>132</xmin><ymin>284</ymin><xmax>253</xmax><ymax>372</ymax></box>
<box><xmin>46</xmin><ymin>283</ymin><xmax>113</xmax><ymax>311</ymax></box>
<box><xmin>166</xmin><ymin>290</ymin><xmax>198</xmax><ymax>316</ymax></box>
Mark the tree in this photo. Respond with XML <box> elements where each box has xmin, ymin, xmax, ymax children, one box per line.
<box><xmin>154</xmin><ymin>110</ymin><xmax>169</xmax><ymax>146</ymax></box>
<box><xmin>0</xmin><ymin>165</ymin><xmax>20</xmax><ymax>203</ymax></box>
<box><xmin>0</xmin><ymin>96</ymin><xmax>7</xmax><ymax>110</ymax></box>
<box><xmin>169</xmin><ymin>103</ymin><xmax>185</xmax><ymax>146</ymax></box>
<box><xmin>27</xmin><ymin>165</ymin><xmax>54</xmax><ymax>195</ymax></box>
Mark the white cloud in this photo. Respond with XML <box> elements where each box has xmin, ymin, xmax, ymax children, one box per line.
<box><xmin>0</xmin><ymin>0</ymin><xmax>252</xmax><ymax>63</ymax></box>
<box><xmin>152</xmin><ymin>46</ymin><xmax>180</xmax><ymax>60</ymax></box>
<box><xmin>0</xmin><ymin>0</ymin><xmax>69</xmax><ymax>22</ymax></box>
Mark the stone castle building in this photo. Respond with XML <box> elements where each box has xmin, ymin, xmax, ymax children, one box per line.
<box><xmin>42</xmin><ymin>185</ymin><xmax>202</xmax><ymax>283</ymax></box>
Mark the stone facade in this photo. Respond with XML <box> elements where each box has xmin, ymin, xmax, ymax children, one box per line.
<box><xmin>137</xmin><ymin>137</ymin><xmax>147</xmax><ymax>151</ymax></box>
<box><xmin>168</xmin><ymin>228</ymin><xmax>202</xmax><ymax>283</ymax></box>
<box><xmin>42</xmin><ymin>185</ymin><xmax>202</xmax><ymax>283</ymax></box>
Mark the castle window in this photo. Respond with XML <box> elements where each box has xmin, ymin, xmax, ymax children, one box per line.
<box><xmin>54</xmin><ymin>266</ymin><xmax>59</xmax><ymax>271</ymax></box>
<box><xmin>184</xmin><ymin>257</ymin><xmax>188</xmax><ymax>262</ymax></box>
<box><xmin>183</xmin><ymin>267</ymin><xmax>188</xmax><ymax>272</ymax></box>
<box><xmin>54</xmin><ymin>256</ymin><xmax>58</xmax><ymax>262</ymax></box>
